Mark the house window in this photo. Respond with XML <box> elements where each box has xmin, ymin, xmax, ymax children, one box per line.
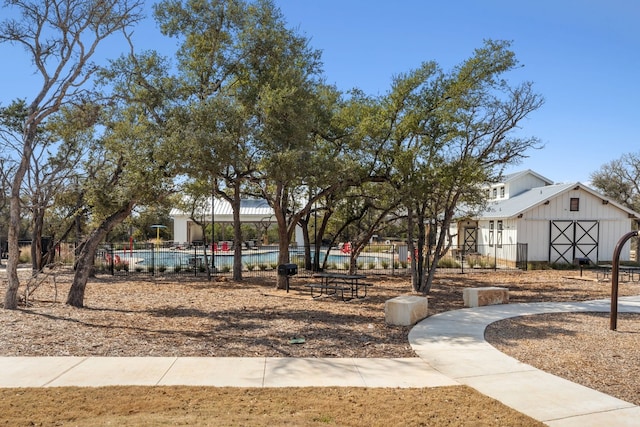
<box><xmin>492</xmin><ymin>188</ymin><xmax>497</xmax><ymax>199</ymax></box>
<box><xmin>500</xmin><ymin>186</ymin><xmax>505</xmax><ymax>198</ymax></box>
<box><xmin>497</xmin><ymin>220</ymin><xmax>503</xmax><ymax>248</ymax></box>
<box><xmin>570</xmin><ymin>198</ymin><xmax>580</xmax><ymax>211</ymax></box>
<box><xmin>489</xmin><ymin>221</ymin><xmax>494</xmax><ymax>247</ymax></box>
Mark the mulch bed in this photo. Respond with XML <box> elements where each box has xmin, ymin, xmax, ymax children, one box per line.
<box><xmin>1</xmin><ymin>267</ymin><xmax>636</xmax><ymax>359</ymax></box>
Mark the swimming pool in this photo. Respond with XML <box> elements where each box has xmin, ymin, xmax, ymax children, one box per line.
<box><xmin>108</xmin><ymin>249</ymin><xmax>388</xmax><ymax>271</ymax></box>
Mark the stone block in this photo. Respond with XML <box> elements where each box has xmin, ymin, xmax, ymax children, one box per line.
<box><xmin>463</xmin><ymin>287</ymin><xmax>509</xmax><ymax>308</ymax></box>
<box><xmin>385</xmin><ymin>295</ymin><xmax>429</xmax><ymax>326</ymax></box>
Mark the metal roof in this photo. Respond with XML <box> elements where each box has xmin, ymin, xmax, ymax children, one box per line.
<box><xmin>170</xmin><ymin>198</ymin><xmax>274</xmax><ymax>217</ymax></box>
<box><xmin>499</xmin><ymin>169</ymin><xmax>554</xmax><ymax>185</ymax></box>
<box><xmin>478</xmin><ymin>182</ymin><xmax>640</xmax><ymax>220</ymax></box>
<box><xmin>480</xmin><ymin>183</ymin><xmax>574</xmax><ymax>219</ymax></box>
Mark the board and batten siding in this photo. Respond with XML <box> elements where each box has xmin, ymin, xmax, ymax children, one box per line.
<box><xmin>475</xmin><ymin>219</ymin><xmax>518</xmax><ymax>259</ymax></box>
<box><xmin>516</xmin><ymin>188</ymin><xmax>633</xmax><ymax>262</ymax></box>
<box><xmin>506</xmin><ymin>174</ymin><xmax>550</xmax><ymax>198</ymax></box>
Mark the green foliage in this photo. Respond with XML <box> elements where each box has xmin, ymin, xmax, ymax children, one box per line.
<box><xmin>590</xmin><ymin>152</ymin><xmax>640</xmax><ymax>214</ymax></box>
<box><xmin>550</xmin><ymin>262</ymin><xmax>574</xmax><ymax>270</ymax></box>
<box><xmin>18</xmin><ymin>246</ymin><xmax>31</xmax><ymax>264</ymax></box>
<box><xmin>437</xmin><ymin>257</ymin><xmax>461</xmax><ymax>269</ymax></box>
<box><xmin>466</xmin><ymin>255</ymin><xmax>496</xmax><ymax>269</ymax></box>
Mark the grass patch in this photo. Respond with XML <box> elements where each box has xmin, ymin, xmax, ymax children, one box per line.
<box><xmin>0</xmin><ymin>386</ymin><xmax>543</xmax><ymax>426</ymax></box>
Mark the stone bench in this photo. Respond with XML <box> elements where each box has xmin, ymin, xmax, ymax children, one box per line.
<box><xmin>463</xmin><ymin>287</ymin><xmax>509</xmax><ymax>308</ymax></box>
<box><xmin>385</xmin><ymin>295</ymin><xmax>428</xmax><ymax>326</ymax></box>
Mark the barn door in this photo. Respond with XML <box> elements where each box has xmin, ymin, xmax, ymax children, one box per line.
<box><xmin>549</xmin><ymin>220</ymin><xmax>599</xmax><ymax>264</ymax></box>
<box><xmin>463</xmin><ymin>227</ymin><xmax>477</xmax><ymax>252</ymax></box>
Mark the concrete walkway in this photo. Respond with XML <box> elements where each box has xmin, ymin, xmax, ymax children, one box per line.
<box><xmin>410</xmin><ymin>296</ymin><xmax>640</xmax><ymax>427</ymax></box>
<box><xmin>1</xmin><ymin>296</ymin><xmax>639</xmax><ymax>426</ymax></box>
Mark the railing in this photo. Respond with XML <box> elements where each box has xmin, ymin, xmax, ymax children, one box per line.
<box><xmin>442</xmin><ymin>243</ymin><xmax>528</xmax><ymax>272</ymax></box>
<box><xmin>92</xmin><ymin>242</ymin><xmax>528</xmax><ymax>277</ymax></box>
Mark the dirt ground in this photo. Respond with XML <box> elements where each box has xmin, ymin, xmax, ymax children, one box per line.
<box><xmin>0</xmin><ymin>266</ymin><xmax>637</xmax><ymax>426</ymax></box>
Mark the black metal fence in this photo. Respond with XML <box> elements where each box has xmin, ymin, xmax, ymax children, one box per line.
<box><xmin>93</xmin><ymin>242</ymin><xmax>528</xmax><ymax>277</ymax></box>
<box><xmin>442</xmin><ymin>243</ymin><xmax>529</xmax><ymax>272</ymax></box>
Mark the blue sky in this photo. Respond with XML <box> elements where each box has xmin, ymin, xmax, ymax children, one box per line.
<box><xmin>2</xmin><ymin>1</ymin><xmax>638</xmax><ymax>184</ymax></box>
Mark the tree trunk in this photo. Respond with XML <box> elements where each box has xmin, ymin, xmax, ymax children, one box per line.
<box><xmin>276</xmin><ymin>229</ymin><xmax>290</xmax><ymax>290</ymax></box>
<box><xmin>31</xmin><ymin>207</ymin><xmax>45</xmax><ymax>273</ymax></box>
<box><xmin>4</xmin><ymin>194</ymin><xmax>22</xmax><ymax>309</ymax></box>
<box><xmin>67</xmin><ymin>203</ymin><xmax>135</xmax><ymax>308</ymax></box>
<box><xmin>407</xmin><ymin>207</ymin><xmax>419</xmax><ymax>293</ymax></box>
<box><xmin>4</xmin><ymin>130</ymin><xmax>33</xmax><ymax>309</ymax></box>
<box><xmin>272</xmin><ymin>190</ymin><xmax>291</xmax><ymax>289</ymax></box>
<box><xmin>231</xmin><ymin>190</ymin><xmax>243</xmax><ymax>281</ymax></box>
<box><xmin>299</xmin><ymin>216</ymin><xmax>312</xmax><ymax>270</ymax></box>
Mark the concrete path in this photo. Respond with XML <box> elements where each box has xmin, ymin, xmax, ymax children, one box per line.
<box><xmin>1</xmin><ymin>296</ymin><xmax>640</xmax><ymax>426</ymax></box>
<box><xmin>0</xmin><ymin>356</ymin><xmax>456</xmax><ymax>388</ymax></box>
<box><xmin>410</xmin><ymin>296</ymin><xmax>640</xmax><ymax>427</ymax></box>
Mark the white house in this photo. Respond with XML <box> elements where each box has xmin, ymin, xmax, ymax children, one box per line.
<box><xmin>170</xmin><ymin>198</ymin><xmax>304</xmax><ymax>246</ymax></box>
<box><xmin>454</xmin><ymin>170</ymin><xmax>640</xmax><ymax>264</ymax></box>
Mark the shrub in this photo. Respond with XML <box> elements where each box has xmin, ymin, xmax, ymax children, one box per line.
<box><xmin>382</xmin><ymin>261</ymin><xmax>390</xmax><ymax>269</ymax></box>
<box><xmin>437</xmin><ymin>257</ymin><xmax>460</xmax><ymax>268</ymax></box>
<box><xmin>259</xmin><ymin>264</ymin><xmax>268</xmax><ymax>271</ymax></box>
<box><xmin>550</xmin><ymin>262</ymin><xmax>573</xmax><ymax>270</ymax></box>
<box><xmin>18</xmin><ymin>246</ymin><xmax>31</xmax><ymax>263</ymax></box>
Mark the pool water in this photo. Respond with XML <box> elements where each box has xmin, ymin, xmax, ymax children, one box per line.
<box><xmin>109</xmin><ymin>249</ymin><xmax>386</xmax><ymax>270</ymax></box>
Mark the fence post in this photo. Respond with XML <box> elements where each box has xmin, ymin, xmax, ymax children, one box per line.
<box><xmin>151</xmin><ymin>242</ymin><xmax>155</xmax><ymax>276</ymax></box>
<box><xmin>391</xmin><ymin>244</ymin><xmax>395</xmax><ymax>275</ymax></box>
<box><xmin>106</xmin><ymin>243</ymin><xmax>112</xmax><ymax>275</ymax></box>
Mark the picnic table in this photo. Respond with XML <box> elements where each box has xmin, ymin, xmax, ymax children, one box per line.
<box><xmin>306</xmin><ymin>272</ymin><xmax>372</xmax><ymax>301</ymax></box>
<box><xmin>596</xmin><ymin>264</ymin><xmax>640</xmax><ymax>282</ymax></box>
